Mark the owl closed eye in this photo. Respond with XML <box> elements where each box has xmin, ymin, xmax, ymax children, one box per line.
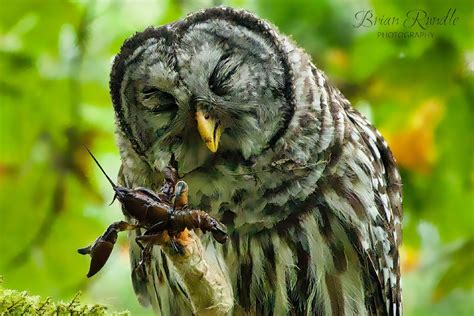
<box><xmin>140</xmin><ymin>87</ymin><xmax>177</xmax><ymax>114</ymax></box>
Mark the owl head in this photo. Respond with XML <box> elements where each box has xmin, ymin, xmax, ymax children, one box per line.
<box><xmin>110</xmin><ymin>7</ymin><xmax>310</xmax><ymax>176</ymax></box>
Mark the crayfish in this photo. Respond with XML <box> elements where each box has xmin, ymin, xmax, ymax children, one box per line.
<box><xmin>78</xmin><ymin>149</ymin><xmax>228</xmax><ymax>278</ymax></box>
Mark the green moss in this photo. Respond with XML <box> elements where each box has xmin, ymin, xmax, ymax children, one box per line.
<box><xmin>0</xmin><ymin>277</ymin><xmax>128</xmax><ymax>315</ymax></box>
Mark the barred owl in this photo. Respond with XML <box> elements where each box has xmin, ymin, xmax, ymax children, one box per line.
<box><xmin>110</xmin><ymin>7</ymin><xmax>402</xmax><ymax>316</ymax></box>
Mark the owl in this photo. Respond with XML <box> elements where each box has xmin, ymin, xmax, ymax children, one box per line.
<box><xmin>109</xmin><ymin>7</ymin><xmax>402</xmax><ymax>316</ymax></box>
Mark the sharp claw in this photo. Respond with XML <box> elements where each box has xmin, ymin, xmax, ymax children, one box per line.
<box><xmin>170</xmin><ymin>240</ymin><xmax>178</xmax><ymax>253</ymax></box>
<box><xmin>210</xmin><ymin>220</ymin><xmax>228</xmax><ymax>244</ymax></box>
<box><xmin>170</xmin><ymin>238</ymin><xmax>184</xmax><ymax>255</ymax></box>
<box><xmin>134</xmin><ymin>262</ymin><xmax>147</xmax><ymax>281</ymax></box>
<box><xmin>132</xmin><ymin>263</ymin><xmax>146</xmax><ymax>286</ymax></box>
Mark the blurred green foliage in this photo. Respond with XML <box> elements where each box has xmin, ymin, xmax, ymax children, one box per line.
<box><xmin>0</xmin><ymin>0</ymin><xmax>472</xmax><ymax>315</ymax></box>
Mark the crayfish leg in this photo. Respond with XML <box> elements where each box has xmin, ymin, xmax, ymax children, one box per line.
<box><xmin>143</xmin><ymin>221</ymin><xmax>168</xmax><ymax>236</ymax></box>
<box><xmin>110</xmin><ymin>220</ymin><xmax>138</xmax><ymax>232</ymax></box>
<box><xmin>135</xmin><ymin>231</ymin><xmax>170</xmax><ymax>246</ymax></box>
<box><xmin>134</xmin><ymin>243</ymin><xmax>153</xmax><ymax>281</ymax></box>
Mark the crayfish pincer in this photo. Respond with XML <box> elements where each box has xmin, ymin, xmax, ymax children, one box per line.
<box><xmin>78</xmin><ymin>148</ymin><xmax>228</xmax><ymax>278</ymax></box>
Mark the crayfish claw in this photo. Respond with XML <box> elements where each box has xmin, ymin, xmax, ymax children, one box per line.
<box><xmin>77</xmin><ymin>245</ymin><xmax>92</xmax><ymax>255</ymax></box>
<box><xmin>79</xmin><ymin>225</ymin><xmax>120</xmax><ymax>278</ymax></box>
<box><xmin>87</xmin><ymin>240</ymin><xmax>115</xmax><ymax>278</ymax></box>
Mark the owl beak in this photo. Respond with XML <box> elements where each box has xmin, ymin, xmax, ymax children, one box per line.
<box><xmin>195</xmin><ymin>110</ymin><xmax>223</xmax><ymax>153</ymax></box>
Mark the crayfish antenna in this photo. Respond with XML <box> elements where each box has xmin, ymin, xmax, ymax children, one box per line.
<box><xmin>84</xmin><ymin>145</ymin><xmax>117</xmax><ymax>189</ymax></box>
<box><xmin>109</xmin><ymin>193</ymin><xmax>118</xmax><ymax>206</ymax></box>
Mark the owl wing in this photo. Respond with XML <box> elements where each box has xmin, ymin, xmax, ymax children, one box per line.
<box><xmin>344</xmin><ymin>103</ymin><xmax>403</xmax><ymax>316</ymax></box>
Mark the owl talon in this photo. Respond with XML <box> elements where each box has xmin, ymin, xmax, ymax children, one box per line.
<box><xmin>175</xmin><ymin>228</ymin><xmax>191</xmax><ymax>247</ymax></box>
<box><xmin>170</xmin><ymin>238</ymin><xmax>185</xmax><ymax>255</ymax></box>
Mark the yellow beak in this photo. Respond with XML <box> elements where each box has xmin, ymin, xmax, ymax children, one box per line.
<box><xmin>195</xmin><ymin>110</ymin><xmax>223</xmax><ymax>153</ymax></box>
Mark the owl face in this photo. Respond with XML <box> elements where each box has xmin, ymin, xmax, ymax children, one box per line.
<box><xmin>111</xmin><ymin>8</ymin><xmax>295</xmax><ymax>175</ymax></box>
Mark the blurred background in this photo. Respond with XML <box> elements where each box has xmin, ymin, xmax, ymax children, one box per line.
<box><xmin>0</xmin><ymin>0</ymin><xmax>472</xmax><ymax>314</ymax></box>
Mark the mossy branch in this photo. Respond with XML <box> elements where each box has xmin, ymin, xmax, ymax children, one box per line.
<box><xmin>0</xmin><ymin>277</ymin><xmax>128</xmax><ymax>315</ymax></box>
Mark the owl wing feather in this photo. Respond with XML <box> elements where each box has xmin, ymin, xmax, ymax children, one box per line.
<box><xmin>306</xmin><ymin>67</ymin><xmax>402</xmax><ymax>315</ymax></box>
<box><xmin>344</xmin><ymin>104</ymin><xmax>403</xmax><ymax>316</ymax></box>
